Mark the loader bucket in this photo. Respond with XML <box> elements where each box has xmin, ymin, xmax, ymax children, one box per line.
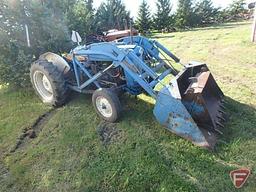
<box><xmin>153</xmin><ymin>63</ymin><xmax>226</xmax><ymax>149</ymax></box>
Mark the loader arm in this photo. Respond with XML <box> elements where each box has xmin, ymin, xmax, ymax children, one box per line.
<box><xmin>69</xmin><ymin>36</ymin><xmax>226</xmax><ymax>149</ymax></box>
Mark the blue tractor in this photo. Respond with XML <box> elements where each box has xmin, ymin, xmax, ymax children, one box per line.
<box><xmin>30</xmin><ymin>34</ymin><xmax>226</xmax><ymax>149</ymax></box>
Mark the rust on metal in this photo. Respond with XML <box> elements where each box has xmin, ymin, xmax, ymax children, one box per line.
<box><xmin>105</xmin><ymin>29</ymin><xmax>138</xmax><ymax>41</ymax></box>
<box><xmin>175</xmin><ymin>64</ymin><xmax>227</xmax><ymax>148</ymax></box>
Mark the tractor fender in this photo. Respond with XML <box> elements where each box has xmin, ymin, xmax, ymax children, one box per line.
<box><xmin>39</xmin><ymin>52</ymin><xmax>70</xmax><ymax>75</ymax></box>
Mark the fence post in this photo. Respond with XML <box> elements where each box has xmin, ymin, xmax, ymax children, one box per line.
<box><xmin>252</xmin><ymin>6</ymin><xmax>256</xmax><ymax>42</ymax></box>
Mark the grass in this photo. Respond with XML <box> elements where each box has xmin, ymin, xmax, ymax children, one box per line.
<box><xmin>0</xmin><ymin>21</ymin><xmax>256</xmax><ymax>192</ymax></box>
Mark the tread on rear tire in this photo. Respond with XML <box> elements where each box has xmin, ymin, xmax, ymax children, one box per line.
<box><xmin>30</xmin><ymin>59</ymin><xmax>69</xmax><ymax>107</ymax></box>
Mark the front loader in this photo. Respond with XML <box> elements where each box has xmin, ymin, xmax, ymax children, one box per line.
<box><xmin>30</xmin><ymin>35</ymin><xmax>226</xmax><ymax>149</ymax></box>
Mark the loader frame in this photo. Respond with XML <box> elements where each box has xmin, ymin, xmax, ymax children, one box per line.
<box><xmin>68</xmin><ymin>36</ymin><xmax>181</xmax><ymax>98</ymax></box>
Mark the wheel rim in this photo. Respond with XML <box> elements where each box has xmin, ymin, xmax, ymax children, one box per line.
<box><xmin>95</xmin><ymin>96</ymin><xmax>113</xmax><ymax>118</ymax></box>
<box><xmin>33</xmin><ymin>71</ymin><xmax>53</xmax><ymax>102</ymax></box>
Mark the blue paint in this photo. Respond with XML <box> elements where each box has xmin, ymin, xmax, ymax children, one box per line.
<box><xmin>69</xmin><ymin>36</ymin><xmax>178</xmax><ymax>97</ymax></box>
<box><xmin>153</xmin><ymin>86</ymin><xmax>209</xmax><ymax>147</ymax></box>
<box><xmin>183</xmin><ymin>101</ymin><xmax>206</xmax><ymax>116</ymax></box>
<box><xmin>53</xmin><ymin>36</ymin><xmax>219</xmax><ymax>148</ymax></box>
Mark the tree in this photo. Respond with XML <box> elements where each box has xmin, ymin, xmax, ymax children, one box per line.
<box><xmin>0</xmin><ymin>0</ymin><xmax>71</xmax><ymax>87</ymax></box>
<box><xmin>175</xmin><ymin>0</ymin><xmax>193</xmax><ymax>28</ymax></box>
<box><xmin>66</xmin><ymin>0</ymin><xmax>95</xmax><ymax>37</ymax></box>
<box><xmin>86</xmin><ymin>0</ymin><xmax>94</xmax><ymax>11</ymax></box>
<box><xmin>27</xmin><ymin>0</ymin><xmax>72</xmax><ymax>55</ymax></box>
<box><xmin>136</xmin><ymin>0</ymin><xmax>152</xmax><ymax>33</ymax></box>
<box><xmin>0</xmin><ymin>0</ymin><xmax>103</xmax><ymax>88</ymax></box>
<box><xmin>227</xmin><ymin>0</ymin><xmax>247</xmax><ymax>20</ymax></box>
<box><xmin>216</xmin><ymin>0</ymin><xmax>248</xmax><ymax>22</ymax></box>
<box><xmin>44</xmin><ymin>0</ymin><xmax>77</xmax><ymax>15</ymax></box>
<box><xmin>154</xmin><ymin>0</ymin><xmax>173</xmax><ymax>31</ymax></box>
<box><xmin>95</xmin><ymin>0</ymin><xmax>130</xmax><ymax>32</ymax></box>
<box><xmin>193</xmin><ymin>0</ymin><xmax>220</xmax><ymax>26</ymax></box>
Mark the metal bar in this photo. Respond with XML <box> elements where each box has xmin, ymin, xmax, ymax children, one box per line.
<box><xmin>25</xmin><ymin>24</ymin><xmax>31</xmax><ymax>47</ymax></box>
<box><xmin>154</xmin><ymin>62</ymin><xmax>167</xmax><ymax>72</ymax></box>
<box><xmin>73</xmin><ymin>57</ymin><xmax>101</xmax><ymax>88</ymax></box>
<box><xmin>130</xmin><ymin>18</ymin><xmax>133</xmax><ymax>44</ymax></box>
<box><xmin>75</xmin><ymin>32</ymin><xmax>80</xmax><ymax>45</ymax></box>
<box><xmin>68</xmin><ymin>85</ymin><xmax>94</xmax><ymax>94</ymax></box>
<box><xmin>142</xmin><ymin>47</ymin><xmax>158</xmax><ymax>65</ymax></box>
<box><xmin>80</xmin><ymin>64</ymin><xmax>114</xmax><ymax>89</ymax></box>
<box><xmin>144</xmin><ymin>46</ymin><xmax>165</xmax><ymax>66</ymax></box>
<box><xmin>149</xmin><ymin>69</ymin><xmax>172</xmax><ymax>88</ymax></box>
<box><xmin>158</xmin><ymin>49</ymin><xmax>179</xmax><ymax>72</ymax></box>
<box><xmin>128</xmin><ymin>51</ymin><xmax>158</xmax><ymax>79</ymax></box>
<box><xmin>118</xmin><ymin>60</ymin><xmax>157</xmax><ymax>98</ymax></box>
<box><xmin>74</xmin><ymin>50</ymin><xmax>124</xmax><ymax>62</ymax></box>
<box><xmin>139</xmin><ymin>37</ymin><xmax>143</xmax><ymax>45</ymax></box>
<box><xmin>153</xmin><ymin>40</ymin><xmax>180</xmax><ymax>63</ymax></box>
<box><xmin>72</xmin><ymin>57</ymin><xmax>81</xmax><ymax>87</ymax></box>
<box><xmin>144</xmin><ymin>47</ymin><xmax>175</xmax><ymax>74</ymax></box>
<box><xmin>141</xmin><ymin>62</ymin><xmax>165</xmax><ymax>77</ymax></box>
<box><xmin>252</xmin><ymin>6</ymin><xmax>256</xmax><ymax>42</ymax></box>
<box><xmin>75</xmin><ymin>51</ymin><xmax>116</xmax><ymax>60</ymax></box>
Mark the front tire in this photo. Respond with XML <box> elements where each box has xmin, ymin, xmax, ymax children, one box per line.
<box><xmin>92</xmin><ymin>89</ymin><xmax>121</xmax><ymax>122</ymax></box>
<box><xmin>30</xmin><ymin>59</ymin><xmax>69</xmax><ymax>107</ymax></box>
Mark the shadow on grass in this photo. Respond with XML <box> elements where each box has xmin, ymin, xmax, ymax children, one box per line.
<box><xmin>154</xmin><ymin>22</ymin><xmax>252</xmax><ymax>34</ymax></box>
<box><xmin>220</xmin><ymin>96</ymin><xmax>256</xmax><ymax>144</ymax></box>
<box><xmin>153</xmin><ymin>35</ymin><xmax>176</xmax><ymax>39</ymax></box>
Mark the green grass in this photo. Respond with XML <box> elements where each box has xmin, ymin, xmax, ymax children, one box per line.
<box><xmin>0</xmin><ymin>89</ymin><xmax>50</xmax><ymax>156</ymax></box>
<box><xmin>0</xmin><ymin>21</ymin><xmax>256</xmax><ymax>192</ymax></box>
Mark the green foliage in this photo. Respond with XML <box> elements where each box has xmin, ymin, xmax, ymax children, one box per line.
<box><xmin>193</xmin><ymin>0</ymin><xmax>220</xmax><ymax>26</ymax></box>
<box><xmin>213</xmin><ymin>0</ymin><xmax>249</xmax><ymax>23</ymax></box>
<box><xmin>227</xmin><ymin>0</ymin><xmax>248</xmax><ymax>21</ymax></box>
<box><xmin>229</xmin><ymin>0</ymin><xmax>247</xmax><ymax>15</ymax></box>
<box><xmin>27</xmin><ymin>1</ymin><xmax>72</xmax><ymax>54</ymax></box>
<box><xmin>95</xmin><ymin>0</ymin><xmax>130</xmax><ymax>32</ymax></box>
<box><xmin>44</xmin><ymin>0</ymin><xmax>77</xmax><ymax>14</ymax></box>
<box><xmin>175</xmin><ymin>0</ymin><xmax>193</xmax><ymax>28</ymax></box>
<box><xmin>154</xmin><ymin>0</ymin><xmax>174</xmax><ymax>31</ymax></box>
<box><xmin>0</xmin><ymin>0</ymin><xmax>71</xmax><ymax>88</ymax></box>
<box><xmin>136</xmin><ymin>0</ymin><xmax>152</xmax><ymax>34</ymax></box>
<box><xmin>66</xmin><ymin>0</ymin><xmax>95</xmax><ymax>37</ymax></box>
<box><xmin>0</xmin><ymin>46</ymin><xmax>33</xmax><ymax>88</ymax></box>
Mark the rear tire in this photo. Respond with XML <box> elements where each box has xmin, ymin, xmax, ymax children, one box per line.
<box><xmin>30</xmin><ymin>59</ymin><xmax>69</xmax><ymax>107</ymax></box>
<box><xmin>92</xmin><ymin>89</ymin><xmax>121</xmax><ymax>122</ymax></box>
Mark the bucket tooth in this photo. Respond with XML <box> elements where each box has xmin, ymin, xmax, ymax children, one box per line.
<box><xmin>216</xmin><ymin>121</ymin><xmax>225</xmax><ymax>129</ymax></box>
<box><xmin>157</xmin><ymin>63</ymin><xmax>227</xmax><ymax>149</ymax></box>
<box><xmin>218</xmin><ymin>109</ymin><xmax>226</xmax><ymax>115</ymax></box>
<box><xmin>220</xmin><ymin>104</ymin><xmax>226</xmax><ymax>110</ymax></box>
<box><xmin>215</xmin><ymin>128</ymin><xmax>224</xmax><ymax>135</ymax></box>
<box><xmin>217</xmin><ymin>115</ymin><xmax>226</xmax><ymax>122</ymax></box>
<box><xmin>221</xmin><ymin>99</ymin><xmax>227</xmax><ymax>104</ymax></box>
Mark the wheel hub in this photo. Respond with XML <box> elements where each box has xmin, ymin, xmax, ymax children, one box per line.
<box><xmin>96</xmin><ymin>96</ymin><xmax>113</xmax><ymax>118</ymax></box>
<box><xmin>33</xmin><ymin>71</ymin><xmax>54</xmax><ymax>102</ymax></box>
<box><xmin>42</xmin><ymin>75</ymin><xmax>53</xmax><ymax>93</ymax></box>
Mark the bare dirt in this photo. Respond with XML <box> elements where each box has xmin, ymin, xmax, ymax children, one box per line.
<box><xmin>97</xmin><ymin>121</ymin><xmax>123</xmax><ymax>146</ymax></box>
<box><xmin>10</xmin><ymin>109</ymin><xmax>56</xmax><ymax>153</ymax></box>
